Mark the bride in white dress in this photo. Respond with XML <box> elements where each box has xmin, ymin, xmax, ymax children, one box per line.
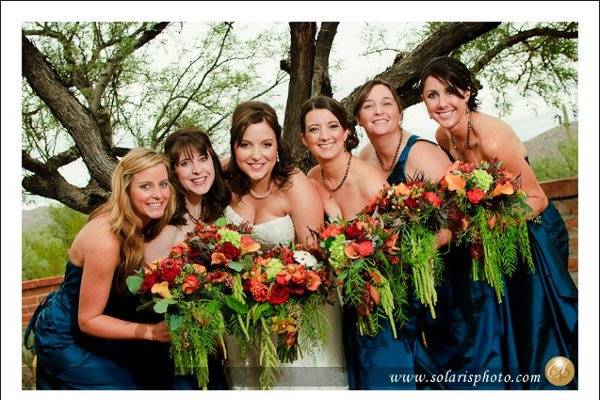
<box><xmin>222</xmin><ymin>101</ymin><xmax>348</xmax><ymax>389</ymax></box>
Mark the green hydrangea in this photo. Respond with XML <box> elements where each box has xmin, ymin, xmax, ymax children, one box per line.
<box><xmin>218</xmin><ymin>228</ymin><xmax>241</xmax><ymax>247</ymax></box>
<box><xmin>328</xmin><ymin>234</ymin><xmax>348</xmax><ymax>270</ymax></box>
<box><xmin>470</xmin><ymin>169</ymin><xmax>494</xmax><ymax>192</ymax></box>
<box><xmin>266</xmin><ymin>258</ymin><xmax>285</xmax><ymax>281</ymax></box>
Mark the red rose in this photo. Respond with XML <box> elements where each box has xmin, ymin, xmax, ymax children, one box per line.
<box><xmin>221</xmin><ymin>242</ymin><xmax>241</xmax><ymax>260</ymax></box>
<box><xmin>181</xmin><ymin>275</ymin><xmax>200</xmax><ymax>294</ymax></box>
<box><xmin>423</xmin><ymin>191</ymin><xmax>442</xmax><ymax>208</ymax></box>
<box><xmin>466</xmin><ymin>188</ymin><xmax>485</xmax><ymax>204</ymax></box>
<box><xmin>357</xmin><ymin>241</ymin><xmax>375</xmax><ymax>257</ymax></box>
<box><xmin>344</xmin><ymin>221</ymin><xmax>363</xmax><ymax>240</ymax></box>
<box><xmin>141</xmin><ymin>271</ymin><xmax>159</xmax><ymax>292</ymax></box>
<box><xmin>268</xmin><ymin>283</ymin><xmax>290</xmax><ymax>305</ymax></box>
<box><xmin>404</xmin><ymin>196</ymin><xmax>419</xmax><ymax>209</ymax></box>
<box><xmin>276</xmin><ymin>271</ymin><xmax>289</xmax><ymax>285</ymax></box>
<box><xmin>159</xmin><ymin>259</ymin><xmax>182</xmax><ymax>283</ymax></box>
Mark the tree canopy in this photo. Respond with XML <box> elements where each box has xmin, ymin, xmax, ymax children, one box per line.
<box><xmin>22</xmin><ymin>21</ymin><xmax>578</xmax><ymax>213</ymax></box>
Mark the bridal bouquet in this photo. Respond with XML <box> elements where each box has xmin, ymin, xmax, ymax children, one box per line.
<box><xmin>362</xmin><ymin>179</ymin><xmax>445</xmax><ymax>318</ymax></box>
<box><xmin>320</xmin><ymin>216</ymin><xmax>407</xmax><ymax>338</ymax></box>
<box><xmin>126</xmin><ymin>218</ymin><xmax>261</xmax><ymax>388</ymax></box>
<box><xmin>440</xmin><ymin>159</ymin><xmax>535</xmax><ymax>301</ymax></box>
<box><xmin>224</xmin><ymin>244</ymin><xmax>333</xmax><ymax>389</ymax></box>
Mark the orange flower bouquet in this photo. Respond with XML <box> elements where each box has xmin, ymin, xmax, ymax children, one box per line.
<box><xmin>440</xmin><ymin>159</ymin><xmax>535</xmax><ymax>301</ymax></box>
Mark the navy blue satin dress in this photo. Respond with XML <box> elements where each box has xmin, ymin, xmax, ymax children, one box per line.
<box><xmin>506</xmin><ymin>203</ymin><xmax>578</xmax><ymax>388</ymax></box>
<box><xmin>24</xmin><ymin>261</ymin><xmax>228</xmax><ymax>390</ymax></box>
<box><xmin>342</xmin><ymin>135</ymin><xmax>442</xmax><ymax>389</ymax></box>
<box><xmin>424</xmin><ymin>147</ymin><xmax>578</xmax><ymax>389</ymax></box>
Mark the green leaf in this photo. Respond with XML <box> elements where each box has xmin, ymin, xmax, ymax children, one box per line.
<box><xmin>224</xmin><ymin>295</ymin><xmax>249</xmax><ymax>314</ymax></box>
<box><xmin>251</xmin><ymin>302</ymin><xmax>272</xmax><ymax>324</ymax></box>
<box><xmin>227</xmin><ymin>260</ymin><xmax>245</xmax><ymax>272</ymax></box>
<box><xmin>167</xmin><ymin>313</ymin><xmax>185</xmax><ymax>331</ymax></box>
<box><xmin>153</xmin><ymin>298</ymin><xmax>176</xmax><ymax>314</ymax></box>
<box><xmin>126</xmin><ymin>275</ymin><xmax>143</xmax><ymax>294</ymax></box>
<box><xmin>215</xmin><ymin>217</ymin><xmax>227</xmax><ymax>227</ymax></box>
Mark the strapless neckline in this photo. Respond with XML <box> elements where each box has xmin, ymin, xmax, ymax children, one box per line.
<box><xmin>224</xmin><ymin>205</ymin><xmax>292</xmax><ymax>228</ymax></box>
<box><xmin>224</xmin><ymin>205</ymin><xmax>295</xmax><ymax>247</ymax></box>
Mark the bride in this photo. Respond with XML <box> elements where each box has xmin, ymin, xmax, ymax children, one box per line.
<box><xmin>223</xmin><ymin>100</ymin><xmax>348</xmax><ymax>389</ymax></box>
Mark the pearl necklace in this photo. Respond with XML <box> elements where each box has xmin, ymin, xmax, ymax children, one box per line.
<box><xmin>249</xmin><ymin>181</ymin><xmax>273</xmax><ymax>199</ymax></box>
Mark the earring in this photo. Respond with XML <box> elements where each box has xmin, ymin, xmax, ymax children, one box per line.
<box><xmin>277</xmin><ymin>154</ymin><xmax>280</xmax><ymax>163</ymax></box>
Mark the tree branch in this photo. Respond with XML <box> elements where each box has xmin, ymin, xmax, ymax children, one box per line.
<box><xmin>470</xmin><ymin>25</ymin><xmax>578</xmax><ymax>76</ymax></box>
<box><xmin>340</xmin><ymin>22</ymin><xmax>501</xmax><ymax>117</ymax></box>
<box><xmin>22</xmin><ymin>33</ymin><xmax>116</xmax><ymax>189</ymax></box>
<box><xmin>311</xmin><ymin>22</ymin><xmax>338</xmax><ymax>97</ymax></box>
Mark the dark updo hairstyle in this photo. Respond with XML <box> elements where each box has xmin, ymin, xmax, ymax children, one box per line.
<box><xmin>352</xmin><ymin>78</ymin><xmax>404</xmax><ymax>120</ymax></box>
<box><xmin>225</xmin><ymin>101</ymin><xmax>295</xmax><ymax>197</ymax></box>
<box><xmin>163</xmin><ymin>127</ymin><xmax>231</xmax><ymax>224</ymax></box>
<box><xmin>300</xmin><ymin>95</ymin><xmax>359</xmax><ymax>152</ymax></box>
<box><xmin>419</xmin><ymin>56</ymin><xmax>480</xmax><ymax>111</ymax></box>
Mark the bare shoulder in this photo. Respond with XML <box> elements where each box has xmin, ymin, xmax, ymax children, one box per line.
<box><xmin>306</xmin><ymin>164</ymin><xmax>322</xmax><ymax>182</ymax></box>
<box><xmin>358</xmin><ymin>143</ymin><xmax>375</xmax><ymax>161</ymax></box>
<box><xmin>70</xmin><ymin>216</ymin><xmax>120</xmax><ymax>265</ymax></box>
<box><xmin>411</xmin><ymin>138</ymin><xmax>450</xmax><ymax>160</ymax></box>
<box><xmin>475</xmin><ymin>112</ymin><xmax>521</xmax><ymax>154</ymax></box>
<box><xmin>287</xmin><ymin>168</ymin><xmax>317</xmax><ymax>193</ymax></box>
<box><xmin>353</xmin><ymin>157</ymin><xmax>386</xmax><ymax>184</ymax></box>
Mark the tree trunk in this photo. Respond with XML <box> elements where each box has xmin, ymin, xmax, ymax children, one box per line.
<box><xmin>282</xmin><ymin>22</ymin><xmax>317</xmax><ymax>171</ymax></box>
<box><xmin>22</xmin><ymin>33</ymin><xmax>117</xmax><ymax>189</ymax></box>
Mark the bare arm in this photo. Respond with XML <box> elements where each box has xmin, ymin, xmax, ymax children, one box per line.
<box><xmin>479</xmin><ymin>123</ymin><xmax>548</xmax><ymax>215</ymax></box>
<box><xmin>406</xmin><ymin>141</ymin><xmax>452</xmax><ymax>183</ymax></box>
<box><xmin>77</xmin><ymin>221</ymin><xmax>170</xmax><ymax>342</ymax></box>
<box><xmin>287</xmin><ymin>171</ymin><xmax>325</xmax><ymax>244</ymax></box>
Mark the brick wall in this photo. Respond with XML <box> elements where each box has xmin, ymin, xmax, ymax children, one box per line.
<box><xmin>540</xmin><ymin>176</ymin><xmax>578</xmax><ymax>285</ymax></box>
<box><xmin>22</xmin><ymin>276</ymin><xmax>63</xmax><ymax>327</ymax></box>
<box><xmin>21</xmin><ymin>177</ymin><xmax>579</xmax><ymax>326</ymax></box>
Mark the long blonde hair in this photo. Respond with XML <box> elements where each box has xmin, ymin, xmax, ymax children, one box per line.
<box><xmin>90</xmin><ymin>148</ymin><xmax>176</xmax><ymax>292</ymax></box>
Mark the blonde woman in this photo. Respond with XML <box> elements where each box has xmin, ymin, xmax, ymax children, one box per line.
<box><xmin>25</xmin><ymin>149</ymin><xmax>176</xmax><ymax>389</ymax></box>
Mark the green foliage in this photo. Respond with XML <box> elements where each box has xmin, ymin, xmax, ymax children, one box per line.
<box><xmin>530</xmin><ymin>133</ymin><xmax>578</xmax><ymax>181</ymax></box>
<box><xmin>22</xmin><ymin>205</ymin><xmax>87</xmax><ymax>280</ymax></box>
<box><xmin>297</xmin><ymin>295</ymin><xmax>328</xmax><ymax>360</ymax></box>
<box><xmin>169</xmin><ymin>299</ymin><xmax>227</xmax><ymax>389</ymax></box>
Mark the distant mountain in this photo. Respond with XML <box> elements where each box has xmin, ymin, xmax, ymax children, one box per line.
<box><xmin>524</xmin><ymin>122</ymin><xmax>578</xmax><ymax>162</ymax></box>
<box><xmin>22</xmin><ymin>206</ymin><xmax>52</xmax><ymax>232</ymax></box>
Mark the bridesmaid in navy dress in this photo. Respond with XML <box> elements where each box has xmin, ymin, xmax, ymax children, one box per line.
<box><xmin>25</xmin><ymin>149</ymin><xmax>178</xmax><ymax>389</ymax></box>
<box><xmin>346</xmin><ymin>79</ymin><xmax>454</xmax><ymax>389</ymax></box>
<box><xmin>144</xmin><ymin>128</ymin><xmax>231</xmax><ymax>389</ymax></box>
<box><xmin>420</xmin><ymin>56</ymin><xmax>578</xmax><ymax>389</ymax></box>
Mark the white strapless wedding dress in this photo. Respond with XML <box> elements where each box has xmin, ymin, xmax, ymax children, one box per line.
<box><xmin>223</xmin><ymin>206</ymin><xmax>348</xmax><ymax>389</ymax></box>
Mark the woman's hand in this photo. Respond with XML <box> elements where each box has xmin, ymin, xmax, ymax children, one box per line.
<box><xmin>146</xmin><ymin>321</ymin><xmax>171</xmax><ymax>342</ymax></box>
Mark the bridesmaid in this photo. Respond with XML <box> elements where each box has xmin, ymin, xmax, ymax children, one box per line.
<box><xmin>420</xmin><ymin>56</ymin><xmax>578</xmax><ymax>389</ymax></box>
<box><xmin>300</xmin><ymin>95</ymin><xmax>388</xmax><ymax>219</ymax></box>
<box><xmin>346</xmin><ymin>79</ymin><xmax>453</xmax><ymax>389</ymax></box>
<box><xmin>143</xmin><ymin>127</ymin><xmax>231</xmax><ymax>389</ymax></box>
<box><xmin>24</xmin><ymin>149</ymin><xmax>176</xmax><ymax>389</ymax></box>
